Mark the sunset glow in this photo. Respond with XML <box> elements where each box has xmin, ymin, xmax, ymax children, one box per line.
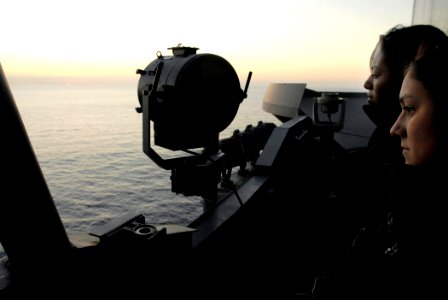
<box><xmin>2</xmin><ymin>0</ymin><xmax>413</xmax><ymax>91</ymax></box>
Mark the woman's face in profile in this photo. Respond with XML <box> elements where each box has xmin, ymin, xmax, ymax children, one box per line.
<box><xmin>390</xmin><ymin>68</ymin><xmax>437</xmax><ymax>166</ymax></box>
<box><xmin>364</xmin><ymin>41</ymin><xmax>401</xmax><ymax>126</ymax></box>
<box><xmin>365</xmin><ymin>42</ymin><xmax>393</xmax><ymax>106</ymax></box>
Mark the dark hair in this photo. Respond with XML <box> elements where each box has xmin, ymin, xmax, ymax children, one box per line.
<box><xmin>407</xmin><ymin>32</ymin><xmax>448</xmax><ymax>149</ymax></box>
<box><xmin>381</xmin><ymin>24</ymin><xmax>448</xmax><ymax>80</ymax></box>
<box><xmin>411</xmin><ymin>38</ymin><xmax>448</xmax><ymax>101</ymax></box>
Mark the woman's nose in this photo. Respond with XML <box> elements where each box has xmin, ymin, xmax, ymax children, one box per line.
<box><xmin>364</xmin><ymin>75</ymin><xmax>373</xmax><ymax>90</ymax></box>
<box><xmin>390</xmin><ymin>114</ymin><xmax>403</xmax><ymax>137</ymax></box>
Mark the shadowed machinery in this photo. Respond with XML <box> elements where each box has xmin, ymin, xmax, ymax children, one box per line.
<box><xmin>0</xmin><ymin>46</ymin><xmax>373</xmax><ymax>297</ymax></box>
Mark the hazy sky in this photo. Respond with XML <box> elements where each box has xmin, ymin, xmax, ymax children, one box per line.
<box><xmin>2</xmin><ymin>0</ymin><xmax>414</xmax><ymax>91</ymax></box>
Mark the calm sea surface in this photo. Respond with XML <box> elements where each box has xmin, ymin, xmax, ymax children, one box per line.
<box><xmin>0</xmin><ymin>80</ymin><xmax>280</xmax><ymax>273</ymax></box>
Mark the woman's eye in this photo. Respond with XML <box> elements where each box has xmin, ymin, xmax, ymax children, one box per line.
<box><xmin>403</xmin><ymin>105</ymin><xmax>415</xmax><ymax>114</ymax></box>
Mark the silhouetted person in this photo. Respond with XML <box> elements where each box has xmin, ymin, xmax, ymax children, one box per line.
<box><xmin>320</xmin><ymin>25</ymin><xmax>448</xmax><ymax>299</ymax></box>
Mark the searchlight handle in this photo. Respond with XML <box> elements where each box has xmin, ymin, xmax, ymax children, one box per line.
<box><xmin>242</xmin><ymin>71</ymin><xmax>252</xmax><ymax>99</ymax></box>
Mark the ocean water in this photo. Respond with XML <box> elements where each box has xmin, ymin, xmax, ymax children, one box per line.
<box><xmin>0</xmin><ymin>80</ymin><xmax>280</xmax><ymax>270</ymax></box>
